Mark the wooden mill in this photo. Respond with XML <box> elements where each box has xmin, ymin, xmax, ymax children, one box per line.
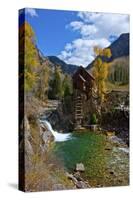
<box><xmin>72</xmin><ymin>66</ymin><xmax>95</xmax><ymax>129</ymax></box>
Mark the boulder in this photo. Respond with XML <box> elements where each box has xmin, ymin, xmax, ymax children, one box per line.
<box><xmin>75</xmin><ymin>181</ymin><xmax>88</xmax><ymax>189</ymax></box>
<box><xmin>73</xmin><ymin>172</ymin><xmax>83</xmax><ymax>181</ymax></box>
<box><xmin>66</xmin><ymin>171</ymin><xmax>91</xmax><ymax>189</ymax></box>
<box><xmin>66</xmin><ymin>172</ymin><xmax>78</xmax><ymax>183</ymax></box>
<box><xmin>76</xmin><ymin>163</ymin><xmax>85</xmax><ymax>172</ymax></box>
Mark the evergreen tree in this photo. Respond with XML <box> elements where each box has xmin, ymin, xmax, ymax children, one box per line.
<box><xmin>48</xmin><ymin>66</ymin><xmax>63</xmax><ymax>99</ymax></box>
<box><xmin>62</xmin><ymin>74</ymin><xmax>72</xmax><ymax>97</ymax></box>
<box><xmin>62</xmin><ymin>74</ymin><xmax>73</xmax><ymax>113</ymax></box>
<box><xmin>108</xmin><ymin>57</ymin><xmax>129</xmax><ymax>85</ymax></box>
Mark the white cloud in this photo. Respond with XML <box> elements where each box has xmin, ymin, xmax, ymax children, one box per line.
<box><xmin>59</xmin><ymin>11</ymin><xmax>129</xmax><ymax>67</ymax></box>
<box><xmin>77</xmin><ymin>12</ymin><xmax>103</xmax><ymax>23</ymax></box>
<box><xmin>70</xmin><ymin>21</ymin><xmax>98</xmax><ymax>37</ymax></box>
<box><xmin>69</xmin><ymin>21</ymin><xmax>83</xmax><ymax>30</ymax></box>
<box><xmin>76</xmin><ymin>12</ymin><xmax>129</xmax><ymax>38</ymax></box>
<box><xmin>59</xmin><ymin>38</ymin><xmax>110</xmax><ymax>66</ymax></box>
<box><xmin>25</xmin><ymin>8</ymin><xmax>38</xmax><ymax>17</ymax></box>
<box><xmin>65</xmin><ymin>43</ymin><xmax>73</xmax><ymax>51</ymax></box>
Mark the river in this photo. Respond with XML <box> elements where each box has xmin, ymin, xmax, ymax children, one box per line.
<box><xmin>41</xmin><ymin>120</ymin><xmax>129</xmax><ymax>188</ymax></box>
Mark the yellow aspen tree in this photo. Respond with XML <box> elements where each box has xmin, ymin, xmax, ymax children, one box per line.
<box><xmin>92</xmin><ymin>46</ymin><xmax>111</xmax><ymax>103</ymax></box>
<box><xmin>19</xmin><ymin>22</ymin><xmax>40</xmax><ymax>92</ymax></box>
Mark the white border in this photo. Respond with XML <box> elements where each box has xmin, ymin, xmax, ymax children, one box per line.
<box><xmin>0</xmin><ymin>0</ymin><xmax>132</xmax><ymax>199</ymax></box>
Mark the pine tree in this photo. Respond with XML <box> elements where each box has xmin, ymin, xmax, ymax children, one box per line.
<box><xmin>62</xmin><ymin>74</ymin><xmax>72</xmax><ymax>97</ymax></box>
<box><xmin>108</xmin><ymin>57</ymin><xmax>129</xmax><ymax>85</ymax></box>
<box><xmin>48</xmin><ymin>66</ymin><xmax>63</xmax><ymax>100</ymax></box>
<box><xmin>62</xmin><ymin>74</ymin><xmax>73</xmax><ymax>113</ymax></box>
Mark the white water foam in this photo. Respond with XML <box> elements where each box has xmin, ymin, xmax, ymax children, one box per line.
<box><xmin>41</xmin><ymin>120</ymin><xmax>71</xmax><ymax>142</ymax></box>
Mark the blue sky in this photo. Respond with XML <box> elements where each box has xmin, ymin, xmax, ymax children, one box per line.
<box><xmin>19</xmin><ymin>8</ymin><xmax>129</xmax><ymax>66</ymax></box>
<box><xmin>20</xmin><ymin>9</ymin><xmax>80</xmax><ymax>56</ymax></box>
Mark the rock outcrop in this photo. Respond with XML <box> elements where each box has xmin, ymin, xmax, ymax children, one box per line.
<box><xmin>39</xmin><ymin>121</ymin><xmax>54</xmax><ymax>153</ymax></box>
<box><xmin>66</xmin><ymin>171</ymin><xmax>90</xmax><ymax>189</ymax></box>
<box><xmin>19</xmin><ymin>114</ymin><xmax>55</xmax><ymax>171</ymax></box>
<box><xmin>24</xmin><ymin>116</ymin><xmax>34</xmax><ymax>157</ymax></box>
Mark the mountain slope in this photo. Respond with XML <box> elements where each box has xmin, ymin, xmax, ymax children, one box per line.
<box><xmin>48</xmin><ymin>56</ymin><xmax>80</xmax><ymax>75</ymax></box>
<box><xmin>38</xmin><ymin>33</ymin><xmax>129</xmax><ymax>76</ymax></box>
<box><xmin>86</xmin><ymin>33</ymin><xmax>129</xmax><ymax>70</ymax></box>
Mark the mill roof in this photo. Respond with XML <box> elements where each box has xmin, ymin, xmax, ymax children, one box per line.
<box><xmin>72</xmin><ymin>66</ymin><xmax>95</xmax><ymax>81</ymax></box>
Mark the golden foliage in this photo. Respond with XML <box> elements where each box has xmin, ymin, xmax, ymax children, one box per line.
<box><xmin>36</xmin><ymin>64</ymin><xmax>51</xmax><ymax>100</ymax></box>
<box><xmin>93</xmin><ymin>47</ymin><xmax>112</xmax><ymax>103</ymax></box>
<box><xmin>94</xmin><ymin>46</ymin><xmax>111</xmax><ymax>58</ymax></box>
<box><xmin>19</xmin><ymin>21</ymin><xmax>40</xmax><ymax>92</ymax></box>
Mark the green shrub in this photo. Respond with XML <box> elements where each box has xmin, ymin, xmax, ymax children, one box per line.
<box><xmin>90</xmin><ymin>113</ymin><xmax>97</xmax><ymax>124</ymax></box>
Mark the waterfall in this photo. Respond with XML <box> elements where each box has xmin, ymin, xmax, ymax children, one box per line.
<box><xmin>40</xmin><ymin>120</ymin><xmax>71</xmax><ymax>142</ymax></box>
